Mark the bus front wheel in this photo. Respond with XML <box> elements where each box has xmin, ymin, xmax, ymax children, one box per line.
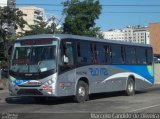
<box><xmin>125</xmin><ymin>78</ymin><xmax>135</xmax><ymax>96</ymax></box>
<box><xmin>74</xmin><ymin>81</ymin><xmax>89</xmax><ymax>103</ymax></box>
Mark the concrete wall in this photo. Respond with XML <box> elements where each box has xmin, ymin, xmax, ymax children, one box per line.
<box><xmin>154</xmin><ymin>64</ymin><xmax>160</xmax><ymax>84</ymax></box>
<box><xmin>149</xmin><ymin>23</ymin><xmax>160</xmax><ymax>55</ymax></box>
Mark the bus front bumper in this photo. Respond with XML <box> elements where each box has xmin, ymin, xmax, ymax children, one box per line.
<box><xmin>9</xmin><ymin>82</ymin><xmax>57</xmax><ymax>97</ymax></box>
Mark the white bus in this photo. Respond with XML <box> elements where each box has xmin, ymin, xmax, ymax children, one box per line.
<box><xmin>9</xmin><ymin>34</ymin><xmax>154</xmax><ymax>102</ymax></box>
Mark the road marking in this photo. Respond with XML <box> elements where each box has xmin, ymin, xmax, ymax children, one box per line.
<box><xmin>129</xmin><ymin>104</ymin><xmax>160</xmax><ymax>112</ymax></box>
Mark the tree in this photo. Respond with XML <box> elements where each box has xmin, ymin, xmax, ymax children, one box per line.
<box><xmin>24</xmin><ymin>17</ymin><xmax>62</xmax><ymax>36</ymax></box>
<box><xmin>63</xmin><ymin>0</ymin><xmax>103</xmax><ymax>38</ymax></box>
<box><xmin>0</xmin><ymin>6</ymin><xmax>27</xmax><ymax>42</ymax></box>
<box><xmin>0</xmin><ymin>7</ymin><xmax>27</xmax><ymax>77</ymax></box>
<box><xmin>0</xmin><ymin>6</ymin><xmax>27</xmax><ymax>59</ymax></box>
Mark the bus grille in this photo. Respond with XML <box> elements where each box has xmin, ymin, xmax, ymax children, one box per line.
<box><xmin>17</xmin><ymin>89</ymin><xmax>43</xmax><ymax>95</ymax></box>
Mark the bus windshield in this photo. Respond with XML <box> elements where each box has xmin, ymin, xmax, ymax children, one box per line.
<box><xmin>10</xmin><ymin>45</ymin><xmax>57</xmax><ymax>73</ymax></box>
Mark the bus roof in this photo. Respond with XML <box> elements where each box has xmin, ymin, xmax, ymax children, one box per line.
<box><xmin>17</xmin><ymin>34</ymin><xmax>151</xmax><ymax>47</ymax></box>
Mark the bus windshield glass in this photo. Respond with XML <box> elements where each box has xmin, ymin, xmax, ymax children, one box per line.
<box><xmin>10</xmin><ymin>39</ymin><xmax>58</xmax><ymax>73</ymax></box>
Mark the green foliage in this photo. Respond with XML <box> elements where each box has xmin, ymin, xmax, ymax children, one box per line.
<box><xmin>63</xmin><ymin>0</ymin><xmax>103</xmax><ymax>38</ymax></box>
<box><xmin>24</xmin><ymin>19</ymin><xmax>62</xmax><ymax>36</ymax></box>
<box><xmin>0</xmin><ymin>6</ymin><xmax>27</xmax><ymax>41</ymax></box>
<box><xmin>0</xmin><ymin>6</ymin><xmax>27</xmax><ymax>60</ymax></box>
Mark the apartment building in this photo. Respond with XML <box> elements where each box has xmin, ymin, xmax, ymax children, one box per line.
<box><xmin>123</xmin><ymin>26</ymin><xmax>149</xmax><ymax>44</ymax></box>
<box><xmin>103</xmin><ymin>26</ymin><xmax>150</xmax><ymax>44</ymax></box>
<box><xmin>0</xmin><ymin>0</ymin><xmax>15</xmax><ymax>7</ymax></box>
<box><xmin>16</xmin><ymin>6</ymin><xmax>45</xmax><ymax>33</ymax></box>
<box><xmin>103</xmin><ymin>29</ymin><xmax>125</xmax><ymax>41</ymax></box>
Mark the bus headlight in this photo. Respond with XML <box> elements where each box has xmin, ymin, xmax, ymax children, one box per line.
<box><xmin>44</xmin><ymin>79</ymin><xmax>54</xmax><ymax>86</ymax></box>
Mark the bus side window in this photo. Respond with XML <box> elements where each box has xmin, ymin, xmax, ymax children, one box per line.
<box><xmin>95</xmin><ymin>44</ymin><xmax>106</xmax><ymax>64</ymax></box>
<box><xmin>105</xmin><ymin>46</ymin><xmax>111</xmax><ymax>64</ymax></box>
<box><xmin>146</xmin><ymin>48</ymin><xmax>153</xmax><ymax>65</ymax></box>
<box><xmin>76</xmin><ymin>42</ymin><xmax>92</xmax><ymax>65</ymax></box>
<box><xmin>125</xmin><ymin>47</ymin><xmax>136</xmax><ymax>64</ymax></box>
<box><xmin>111</xmin><ymin>45</ymin><xmax>123</xmax><ymax>64</ymax></box>
<box><xmin>121</xmin><ymin>47</ymin><xmax>125</xmax><ymax>63</ymax></box>
<box><xmin>136</xmin><ymin>48</ymin><xmax>146</xmax><ymax>64</ymax></box>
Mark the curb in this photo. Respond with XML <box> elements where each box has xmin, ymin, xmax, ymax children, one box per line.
<box><xmin>147</xmin><ymin>84</ymin><xmax>160</xmax><ymax>91</ymax></box>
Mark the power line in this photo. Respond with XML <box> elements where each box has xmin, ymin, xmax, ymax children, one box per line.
<box><xmin>11</xmin><ymin>3</ymin><xmax>160</xmax><ymax>7</ymax></box>
<box><xmin>103</xmin><ymin>11</ymin><xmax>159</xmax><ymax>14</ymax></box>
<box><xmin>24</xmin><ymin>9</ymin><xmax>160</xmax><ymax>14</ymax></box>
<box><xmin>2</xmin><ymin>3</ymin><xmax>160</xmax><ymax>14</ymax></box>
<box><xmin>85</xmin><ymin>4</ymin><xmax>160</xmax><ymax>7</ymax></box>
<box><xmin>2</xmin><ymin>3</ymin><xmax>160</xmax><ymax>7</ymax></box>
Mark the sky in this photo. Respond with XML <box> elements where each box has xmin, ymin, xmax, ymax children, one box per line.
<box><xmin>16</xmin><ymin>0</ymin><xmax>160</xmax><ymax>31</ymax></box>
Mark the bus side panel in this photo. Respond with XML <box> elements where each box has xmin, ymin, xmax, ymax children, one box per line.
<box><xmin>135</xmin><ymin>78</ymin><xmax>153</xmax><ymax>91</ymax></box>
<box><xmin>115</xmin><ymin>65</ymin><xmax>154</xmax><ymax>91</ymax></box>
<box><xmin>56</xmin><ymin>64</ymin><xmax>154</xmax><ymax>96</ymax></box>
<box><xmin>56</xmin><ymin>69</ymin><xmax>76</xmax><ymax>96</ymax></box>
<box><xmin>75</xmin><ymin>65</ymin><xmax>128</xmax><ymax>94</ymax></box>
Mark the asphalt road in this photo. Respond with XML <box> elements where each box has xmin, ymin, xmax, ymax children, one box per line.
<box><xmin>0</xmin><ymin>85</ymin><xmax>160</xmax><ymax>119</ymax></box>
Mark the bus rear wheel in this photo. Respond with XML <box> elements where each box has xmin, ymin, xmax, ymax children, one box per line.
<box><xmin>125</xmin><ymin>78</ymin><xmax>135</xmax><ymax>96</ymax></box>
<box><xmin>74</xmin><ymin>81</ymin><xmax>89</xmax><ymax>103</ymax></box>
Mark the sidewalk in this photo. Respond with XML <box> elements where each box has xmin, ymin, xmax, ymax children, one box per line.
<box><xmin>148</xmin><ymin>84</ymin><xmax>160</xmax><ymax>91</ymax></box>
<box><xmin>0</xmin><ymin>78</ymin><xmax>8</xmax><ymax>90</ymax></box>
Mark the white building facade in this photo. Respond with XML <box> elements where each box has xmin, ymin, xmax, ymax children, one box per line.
<box><xmin>103</xmin><ymin>26</ymin><xmax>150</xmax><ymax>44</ymax></box>
<box><xmin>123</xmin><ymin>26</ymin><xmax>149</xmax><ymax>44</ymax></box>
<box><xmin>0</xmin><ymin>0</ymin><xmax>15</xmax><ymax>7</ymax></box>
<box><xmin>103</xmin><ymin>30</ymin><xmax>125</xmax><ymax>41</ymax></box>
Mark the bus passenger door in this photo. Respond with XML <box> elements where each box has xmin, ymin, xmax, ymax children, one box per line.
<box><xmin>58</xmin><ymin>40</ymin><xmax>76</xmax><ymax>96</ymax></box>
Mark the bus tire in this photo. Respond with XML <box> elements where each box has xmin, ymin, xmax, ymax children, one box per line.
<box><xmin>74</xmin><ymin>81</ymin><xmax>89</xmax><ymax>103</ymax></box>
<box><xmin>125</xmin><ymin>78</ymin><xmax>135</xmax><ymax>96</ymax></box>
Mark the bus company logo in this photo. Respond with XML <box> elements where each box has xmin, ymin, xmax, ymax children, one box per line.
<box><xmin>89</xmin><ymin>68</ymin><xmax>108</xmax><ymax>76</ymax></box>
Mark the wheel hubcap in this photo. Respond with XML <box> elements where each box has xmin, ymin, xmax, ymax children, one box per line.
<box><xmin>128</xmin><ymin>83</ymin><xmax>133</xmax><ymax>92</ymax></box>
<box><xmin>78</xmin><ymin>87</ymin><xmax>85</xmax><ymax>97</ymax></box>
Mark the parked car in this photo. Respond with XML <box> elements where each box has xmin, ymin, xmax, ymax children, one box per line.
<box><xmin>154</xmin><ymin>57</ymin><xmax>160</xmax><ymax>64</ymax></box>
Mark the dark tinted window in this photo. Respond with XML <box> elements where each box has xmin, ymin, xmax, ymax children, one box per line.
<box><xmin>95</xmin><ymin>45</ymin><xmax>106</xmax><ymax>64</ymax></box>
<box><xmin>136</xmin><ymin>48</ymin><xmax>146</xmax><ymax>64</ymax></box>
<box><xmin>146</xmin><ymin>48</ymin><xmax>153</xmax><ymax>65</ymax></box>
<box><xmin>125</xmin><ymin>47</ymin><xmax>136</xmax><ymax>64</ymax></box>
<box><xmin>104</xmin><ymin>46</ymin><xmax>110</xmax><ymax>64</ymax></box>
<box><xmin>59</xmin><ymin>41</ymin><xmax>74</xmax><ymax>73</ymax></box>
<box><xmin>111</xmin><ymin>45</ymin><xmax>123</xmax><ymax>64</ymax></box>
<box><xmin>77</xmin><ymin>42</ymin><xmax>92</xmax><ymax>65</ymax></box>
<box><xmin>62</xmin><ymin>42</ymin><xmax>74</xmax><ymax>65</ymax></box>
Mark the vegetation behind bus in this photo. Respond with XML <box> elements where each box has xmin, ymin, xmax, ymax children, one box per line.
<box><xmin>62</xmin><ymin>0</ymin><xmax>103</xmax><ymax>38</ymax></box>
